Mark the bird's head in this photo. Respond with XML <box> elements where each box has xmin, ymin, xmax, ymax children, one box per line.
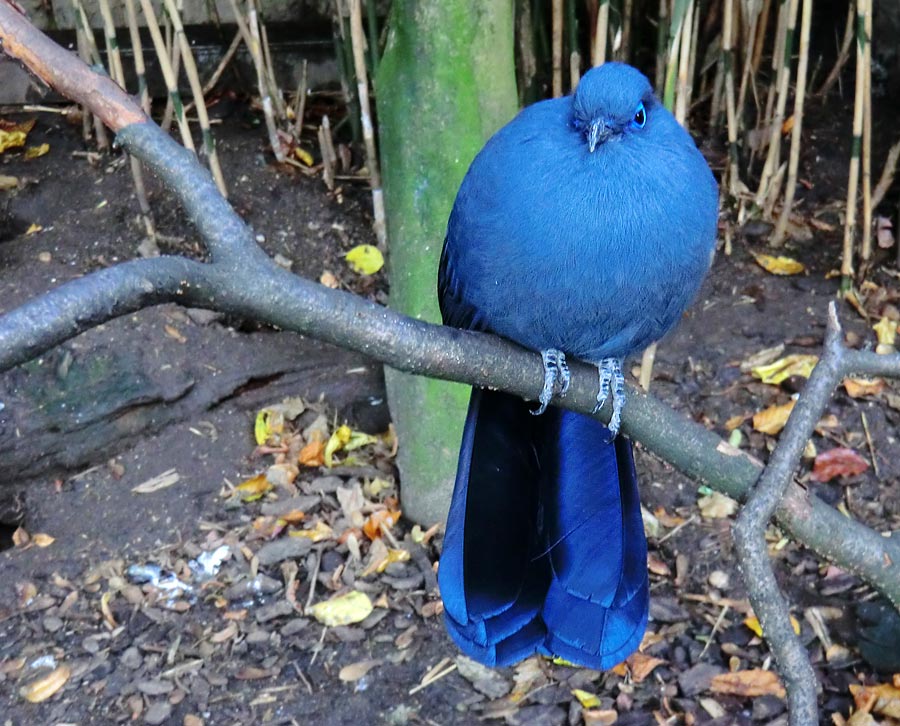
<box><xmin>571</xmin><ymin>62</ymin><xmax>655</xmax><ymax>152</ymax></box>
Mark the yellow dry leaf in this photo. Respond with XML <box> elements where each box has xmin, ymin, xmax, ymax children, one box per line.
<box><xmin>743</xmin><ymin>615</ymin><xmax>800</xmax><ymax>638</ymax></box>
<box><xmin>25</xmin><ymin>223</ymin><xmax>43</xmax><ymax>235</ymax></box>
<box><xmin>0</xmin><ymin>130</ymin><xmax>28</xmax><ymax>153</ymax></box>
<box><xmin>100</xmin><ymin>591</ymin><xmax>117</xmax><ymax>628</ymax></box>
<box><xmin>843</xmin><ymin>377</ymin><xmax>885</xmax><ymax>398</ymax></box>
<box><xmin>339</xmin><ymin>658</ymin><xmax>381</xmax><ymax>682</ymax></box>
<box><xmin>298</xmin><ymin>439</ymin><xmax>325</xmax><ymax>466</ymax></box>
<box><xmin>752</xmin><ymin>253</ymin><xmax>805</xmax><ymax>275</ymax></box>
<box><xmin>781</xmin><ymin>115</ymin><xmax>795</xmax><ymax>134</ymax></box>
<box><xmin>20</xmin><ymin>665</ymin><xmax>70</xmax><ymax>703</ymax></box>
<box><xmin>12</xmin><ymin>527</ymin><xmax>30</xmax><ymax>547</ymax></box>
<box><xmin>697</xmin><ymin>491</ymin><xmax>738</xmax><ymax>519</ymax></box>
<box><xmin>572</xmin><ymin>689</ymin><xmax>602</xmax><ymax>709</ymax></box>
<box><xmin>309</xmin><ymin>590</ymin><xmax>373</xmax><ymax>626</ymax></box>
<box><xmin>627</xmin><ymin>652</ymin><xmax>666</xmax><ymax>683</ymax></box>
<box><xmin>0</xmin><ymin>174</ymin><xmax>19</xmax><ymax>190</ymax></box>
<box><xmin>324</xmin><ymin>424</ymin><xmax>351</xmax><ymax>467</ymax></box>
<box><xmin>24</xmin><ymin>143</ymin><xmax>49</xmax><ymax>159</ymax></box>
<box><xmin>751</xmin><ymin>354</ymin><xmax>818</xmax><ymax>385</ymax></box>
<box><xmin>582</xmin><ymin>710</ymin><xmax>618</xmax><ymax>726</ymax></box>
<box><xmin>236</xmin><ymin>473</ymin><xmax>272</xmax><ymax>501</ymax></box>
<box><xmin>294</xmin><ymin>147</ymin><xmax>314</xmax><ymax>166</ymax></box>
<box><xmin>254</xmin><ymin>408</ymin><xmax>284</xmax><ymax>446</ymax></box>
<box><xmin>752</xmin><ymin>400</ymin><xmax>796</xmax><ymax>435</ymax></box>
<box><xmin>711</xmin><ymin>669</ymin><xmax>786</xmax><ymax>698</ymax></box>
<box><xmin>344</xmin><ymin>429</ymin><xmax>379</xmax><ymax>452</ymax></box>
<box><xmin>873</xmin><ymin>316</ymin><xmax>897</xmax><ymax>348</ymax></box>
<box><xmin>289</xmin><ymin>520</ymin><xmax>333</xmax><ymax>542</ymax></box>
<box><xmin>345</xmin><ymin>244</ymin><xmax>384</xmax><ymax>275</ymax></box>
<box><xmin>32</xmin><ymin>533</ymin><xmax>55</xmax><ymax>548</ymax></box>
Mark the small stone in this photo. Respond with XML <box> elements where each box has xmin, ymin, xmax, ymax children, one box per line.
<box><xmin>255</xmin><ymin>600</ymin><xmax>294</xmax><ymax>624</ymax></box>
<box><xmin>752</xmin><ymin>694</ymin><xmax>786</xmax><ymax>721</ymax></box>
<box><xmin>144</xmin><ymin>701</ymin><xmax>172</xmax><ymax>725</ymax></box>
<box><xmin>677</xmin><ymin>663</ymin><xmax>726</xmax><ymax>697</ymax></box>
<box><xmin>184</xmin><ymin>715</ymin><xmax>204</xmax><ymax>726</ymax></box>
<box><xmin>308</xmin><ymin>475</ymin><xmax>343</xmax><ymax>493</ymax></box>
<box><xmin>708</xmin><ymin>570</ymin><xmax>730</xmax><ymax>589</ymax></box>
<box><xmin>38</xmin><ymin>251</ymin><xmax>52</xmax><ymax>263</ymax></box>
<box><xmin>260</xmin><ymin>496</ymin><xmax>320</xmax><ymax>517</ymax></box>
<box><xmin>224</xmin><ymin>573</ymin><xmax>283</xmax><ymax>600</ymax></box>
<box><xmin>255</xmin><ymin>537</ymin><xmax>312</xmax><ymax>566</ymax></box>
<box><xmin>42</xmin><ymin>615</ymin><xmax>64</xmax><ymax>633</ymax></box>
<box><xmin>456</xmin><ymin>655</ymin><xmax>511</xmax><ymax>699</ymax></box>
<box><xmin>120</xmin><ymin>646</ymin><xmax>142</xmax><ymax>670</ymax></box>
<box><xmin>649</xmin><ymin>597</ymin><xmax>689</xmax><ymax>623</ymax></box>
<box><xmin>280</xmin><ymin>618</ymin><xmax>309</xmax><ymax>636</ymax></box>
<box><xmin>245</xmin><ymin>629</ymin><xmax>271</xmax><ymax>645</ymax></box>
<box><xmin>137</xmin><ymin>679</ymin><xmax>175</xmax><ymax>696</ymax></box>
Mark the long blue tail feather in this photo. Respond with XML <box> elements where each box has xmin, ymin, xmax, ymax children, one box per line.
<box><xmin>439</xmin><ymin>389</ymin><xmax>649</xmax><ymax>669</ymax></box>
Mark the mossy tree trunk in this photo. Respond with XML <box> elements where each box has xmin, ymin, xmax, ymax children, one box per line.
<box><xmin>376</xmin><ymin>1</ymin><xmax>517</xmax><ymax>524</ymax></box>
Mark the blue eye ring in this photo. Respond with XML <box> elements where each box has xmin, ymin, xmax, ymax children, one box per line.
<box><xmin>632</xmin><ymin>102</ymin><xmax>646</xmax><ymax>128</ymax></box>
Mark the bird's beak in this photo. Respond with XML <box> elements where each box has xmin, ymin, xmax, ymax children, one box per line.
<box><xmin>588</xmin><ymin>119</ymin><xmax>612</xmax><ymax>153</ymax></box>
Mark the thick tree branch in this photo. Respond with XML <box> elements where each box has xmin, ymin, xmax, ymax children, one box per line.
<box><xmin>734</xmin><ymin>303</ymin><xmax>900</xmax><ymax>726</ymax></box>
<box><xmin>4</xmin><ymin>10</ymin><xmax>900</xmax><ymax>721</ymax></box>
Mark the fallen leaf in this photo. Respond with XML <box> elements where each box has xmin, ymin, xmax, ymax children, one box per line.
<box><xmin>582</xmin><ymin>710</ymin><xmax>618</xmax><ymax>725</ymax></box>
<box><xmin>210</xmin><ymin>622</ymin><xmax>238</xmax><ymax>644</ymax></box>
<box><xmin>20</xmin><ymin>665</ymin><xmax>70</xmax><ymax>702</ymax></box>
<box><xmin>235</xmin><ymin>473</ymin><xmax>272</xmax><ymax>501</ymax></box>
<box><xmin>12</xmin><ymin>527</ymin><xmax>30</xmax><ymax>547</ymax></box>
<box><xmin>456</xmin><ymin>655</ymin><xmax>511</xmax><ymax>698</ymax></box>
<box><xmin>0</xmin><ymin>174</ymin><xmax>19</xmax><ymax>190</ymax></box>
<box><xmin>298</xmin><ymin>439</ymin><xmax>325</xmax><ymax>466</ymax></box>
<box><xmin>711</xmin><ymin>669</ymin><xmax>786</xmax><ymax>698</ymax></box>
<box><xmin>290</xmin><ymin>520</ymin><xmax>333</xmax><ymax>542</ymax></box>
<box><xmin>132</xmin><ymin>469</ymin><xmax>180</xmax><ymax>494</ymax></box>
<box><xmin>363</xmin><ymin>509</ymin><xmax>402</xmax><ymax>540</ymax></box>
<box><xmin>339</xmin><ymin>659</ymin><xmax>381</xmax><ymax>682</ymax></box>
<box><xmin>294</xmin><ymin>147</ymin><xmax>314</xmax><ymax>166</ymax></box>
<box><xmin>627</xmin><ymin>652</ymin><xmax>666</xmax><ymax>683</ymax></box>
<box><xmin>752</xmin><ymin>400</ymin><xmax>796</xmax><ymax>435</ymax></box>
<box><xmin>698</xmin><ymin>491</ymin><xmax>738</xmax><ymax>519</ymax></box>
<box><xmin>751</xmin><ymin>354</ymin><xmax>818</xmax><ymax>384</ymax></box>
<box><xmin>32</xmin><ymin>533</ymin><xmax>55</xmax><ymax>547</ymax></box>
<box><xmin>254</xmin><ymin>408</ymin><xmax>284</xmax><ymax>446</ymax></box>
<box><xmin>752</xmin><ymin>253</ymin><xmax>805</xmax><ymax>276</ymax></box>
<box><xmin>850</xmin><ymin>683</ymin><xmax>900</xmax><ymax>719</ymax></box>
<box><xmin>876</xmin><ymin>216</ymin><xmax>895</xmax><ymax>249</ymax></box>
<box><xmin>24</xmin><ymin>143</ymin><xmax>49</xmax><ymax>159</ymax></box>
<box><xmin>874</xmin><ymin>316</ymin><xmax>897</xmax><ymax>353</ymax></box>
<box><xmin>743</xmin><ymin>615</ymin><xmax>800</xmax><ymax>638</ymax></box>
<box><xmin>234</xmin><ymin>666</ymin><xmax>275</xmax><ymax>680</ymax></box>
<box><xmin>0</xmin><ymin>118</ymin><xmax>34</xmax><ymax>153</ymax></box>
<box><xmin>25</xmin><ymin>223</ymin><xmax>43</xmax><ymax>235</ymax></box>
<box><xmin>843</xmin><ymin>377</ymin><xmax>885</xmax><ymax>398</ymax></box>
<box><xmin>309</xmin><ymin>590</ymin><xmax>373</xmax><ymax>626</ymax></box>
<box><xmin>811</xmin><ymin>448</ymin><xmax>869</xmax><ymax>482</ymax></box>
<box><xmin>345</xmin><ymin>244</ymin><xmax>384</xmax><ymax>275</ymax></box>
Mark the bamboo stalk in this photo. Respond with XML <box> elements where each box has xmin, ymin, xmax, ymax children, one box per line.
<box><xmin>872</xmin><ymin>139</ymin><xmax>900</xmax><ymax>211</ymax></box>
<box><xmin>365</xmin><ymin>0</ymin><xmax>379</xmax><ymax>75</ymax></box>
<box><xmin>161</xmin><ymin>0</ymin><xmax>228</xmax><ymax>197</ymax></box>
<box><xmin>258</xmin><ymin>6</ymin><xmax>287</xmax><ymax>120</ymax></box>
<box><xmin>124</xmin><ymin>0</ymin><xmax>150</xmax><ymax>114</ymax></box>
<box><xmin>723</xmin><ymin>0</ymin><xmax>740</xmax><ymax>197</ymax></box>
<box><xmin>674</xmin><ymin>0</ymin><xmax>694</xmax><ymax>126</ymax></box>
<box><xmin>620</xmin><ymin>0</ymin><xmax>633</xmax><ymax>62</ymax></box>
<box><xmin>227</xmin><ymin>0</ymin><xmax>285</xmax><ymax>161</ymax></box>
<box><xmin>552</xmin><ymin>0</ymin><xmax>564</xmax><ymax>95</ymax></box>
<box><xmin>159</xmin><ymin>1</ymin><xmax>184</xmax><ymax>133</ymax></box>
<box><xmin>138</xmin><ymin>0</ymin><xmax>195</xmax><ymax>151</ymax></box>
<box><xmin>751</xmin><ymin>0</ymin><xmax>773</xmax><ymax>73</ymax></box>
<box><xmin>860</xmin><ymin>0</ymin><xmax>873</xmax><ymax>264</ymax></box>
<box><xmin>815</xmin><ymin>2</ymin><xmax>854</xmax><ymax>98</ymax></box>
<box><xmin>74</xmin><ymin>20</ymin><xmax>94</xmax><ymax>145</ymax></box>
<box><xmin>348</xmin><ymin>0</ymin><xmax>386</xmax><ymax>249</ymax></box>
<box><xmin>772</xmin><ymin>0</ymin><xmax>813</xmax><ymax>246</ymax></box>
<box><xmin>754</xmin><ymin>0</ymin><xmax>786</xmax><ymax>168</ymax></box>
<box><xmin>736</xmin><ymin>0</ymin><xmax>763</xmax><ymax>127</ymax></box>
<box><xmin>293</xmin><ymin>58</ymin><xmax>309</xmax><ymax>138</ymax></box>
<box><xmin>72</xmin><ymin>0</ymin><xmax>110</xmax><ymax>149</ymax></box>
<box><xmin>593</xmin><ymin>0</ymin><xmax>610</xmax><ymax>66</ymax></box>
<box><xmin>663</xmin><ymin>0</ymin><xmax>688</xmax><ymax>111</ymax></box>
<box><xmin>842</xmin><ymin>0</ymin><xmax>868</xmax><ymax>289</ymax></box>
<box><xmin>753</xmin><ymin>0</ymin><xmax>799</xmax><ymax>213</ymax></box>
<box><xmin>566</xmin><ymin>0</ymin><xmax>580</xmax><ymax>88</ymax></box>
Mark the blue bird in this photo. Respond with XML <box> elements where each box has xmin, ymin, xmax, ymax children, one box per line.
<box><xmin>437</xmin><ymin>62</ymin><xmax>718</xmax><ymax>669</ymax></box>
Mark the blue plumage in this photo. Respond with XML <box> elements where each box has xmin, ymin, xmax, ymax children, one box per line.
<box><xmin>438</xmin><ymin>63</ymin><xmax>718</xmax><ymax>669</ymax></box>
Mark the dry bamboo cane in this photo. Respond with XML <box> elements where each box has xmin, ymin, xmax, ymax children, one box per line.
<box><xmin>737</xmin><ymin>0</ymin><xmax>764</xmax><ymax>123</ymax></box>
<box><xmin>674</xmin><ymin>0</ymin><xmax>693</xmax><ymax>128</ymax></box>
<box><xmin>138</xmin><ymin>0</ymin><xmax>195</xmax><ymax>151</ymax></box>
<box><xmin>860</xmin><ymin>0</ymin><xmax>873</xmax><ymax>265</ymax></box>
<box><xmin>723</xmin><ymin>0</ymin><xmax>740</xmax><ymax>198</ymax></box>
<box><xmin>815</xmin><ymin>2</ymin><xmax>854</xmax><ymax>98</ymax></box>
<box><xmin>257</xmin><ymin>5</ymin><xmax>287</xmax><ymax>120</ymax></box>
<box><xmin>655</xmin><ymin>0</ymin><xmax>668</xmax><ymax>89</ymax></box>
<box><xmin>620</xmin><ymin>0</ymin><xmax>633</xmax><ymax>62</ymax></box>
<box><xmin>552</xmin><ymin>0</ymin><xmax>564</xmax><ymax>96</ymax></box>
<box><xmin>227</xmin><ymin>0</ymin><xmax>285</xmax><ymax>161</ymax></box>
<box><xmin>160</xmin><ymin>0</ymin><xmax>184</xmax><ymax>133</ymax></box>
<box><xmin>753</xmin><ymin>0</ymin><xmax>799</xmax><ymax>213</ymax></box>
<box><xmin>74</xmin><ymin>19</ymin><xmax>94</xmax><ymax>144</ymax></box>
<box><xmin>753</xmin><ymin>0</ymin><xmax>786</xmax><ymax>169</ymax></box>
<box><xmin>71</xmin><ymin>0</ymin><xmax>109</xmax><ymax>149</ymax></box>
<box><xmin>843</xmin><ymin>0</ymin><xmax>868</xmax><ymax>290</ymax></box>
<box><xmin>772</xmin><ymin>0</ymin><xmax>813</xmax><ymax>246</ymax></box>
<box><xmin>293</xmin><ymin>58</ymin><xmax>309</xmax><ymax>138</ymax></box>
<box><xmin>161</xmin><ymin>0</ymin><xmax>228</xmax><ymax>197</ymax></box>
<box><xmin>348</xmin><ymin>0</ymin><xmax>386</xmax><ymax>249</ymax></box>
<box><xmin>686</xmin><ymin>0</ymin><xmax>700</xmax><ymax>106</ymax></box>
<box><xmin>593</xmin><ymin>0</ymin><xmax>610</xmax><ymax>66</ymax></box>
<box><xmin>99</xmin><ymin>0</ymin><xmax>157</xmax><ymax>244</ymax></box>
<box><xmin>184</xmin><ymin>31</ymin><xmax>243</xmax><ymax>115</ymax></box>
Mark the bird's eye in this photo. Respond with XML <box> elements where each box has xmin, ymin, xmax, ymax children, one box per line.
<box><xmin>632</xmin><ymin>103</ymin><xmax>646</xmax><ymax>128</ymax></box>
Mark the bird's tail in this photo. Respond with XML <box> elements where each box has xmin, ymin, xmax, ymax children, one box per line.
<box><xmin>438</xmin><ymin>388</ymin><xmax>648</xmax><ymax>669</ymax></box>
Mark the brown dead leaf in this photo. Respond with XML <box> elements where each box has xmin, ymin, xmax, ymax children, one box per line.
<box><xmin>32</xmin><ymin>533</ymin><xmax>55</xmax><ymax>547</ymax></box>
<box><xmin>850</xmin><ymin>683</ymin><xmax>900</xmax><ymax>719</ymax></box>
<box><xmin>362</xmin><ymin>509</ymin><xmax>402</xmax><ymax>540</ymax></box>
<box><xmin>298</xmin><ymin>439</ymin><xmax>325</xmax><ymax>467</ymax></box>
<box><xmin>811</xmin><ymin>447</ymin><xmax>869</xmax><ymax>482</ymax></box>
<box><xmin>752</xmin><ymin>400</ymin><xmax>796</xmax><ymax>435</ymax></box>
<box><xmin>164</xmin><ymin>324</ymin><xmax>187</xmax><ymax>343</ymax></box>
<box><xmin>647</xmin><ymin>553</ymin><xmax>670</xmax><ymax>577</ymax></box>
<box><xmin>844</xmin><ymin>377</ymin><xmax>885</xmax><ymax>398</ymax></box>
<box><xmin>234</xmin><ymin>666</ymin><xmax>276</xmax><ymax>680</ymax></box>
<box><xmin>210</xmin><ymin>622</ymin><xmax>238</xmax><ymax>644</ymax></box>
<box><xmin>626</xmin><ymin>652</ymin><xmax>666</xmax><ymax>683</ymax></box>
<box><xmin>12</xmin><ymin>527</ymin><xmax>30</xmax><ymax>548</ymax></box>
<box><xmin>339</xmin><ymin>658</ymin><xmax>381</xmax><ymax>682</ymax></box>
<box><xmin>582</xmin><ymin>709</ymin><xmax>618</xmax><ymax>725</ymax></box>
<box><xmin>711</xmin><ymin>669</ymin><xmax>786</xmax><ymax>698</ymax></box>
<box><xmin>698</xmin><ymin>491</ymin><xmax>738</xmax><ymax>519</ymax></box>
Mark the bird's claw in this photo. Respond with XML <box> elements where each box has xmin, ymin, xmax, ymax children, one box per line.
<box><xmin>531</xmin><ymin>349</ymin><xmax>570</xmax><ymax>416</ymax></box>
<box><xmin>593</xmin><ymin>357</ymin><xmax>625</xmax><ymax>435</ymax></box>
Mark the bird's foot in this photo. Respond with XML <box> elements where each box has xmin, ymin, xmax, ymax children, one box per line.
<box><xmin>531</xmin><ymin>349</ymin><xmax>571</xmax><ymax>416</ymax></box>
<box><xmin>593</xmin><ymin>357</ymin><xmax>625</xmax><ymax>435</ymax></box>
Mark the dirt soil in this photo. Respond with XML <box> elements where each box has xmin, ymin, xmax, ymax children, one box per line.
<box><xmin>0</xmin><ymin>98</ymin><xmax>899</xmax><ymax>726</ymax></box>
